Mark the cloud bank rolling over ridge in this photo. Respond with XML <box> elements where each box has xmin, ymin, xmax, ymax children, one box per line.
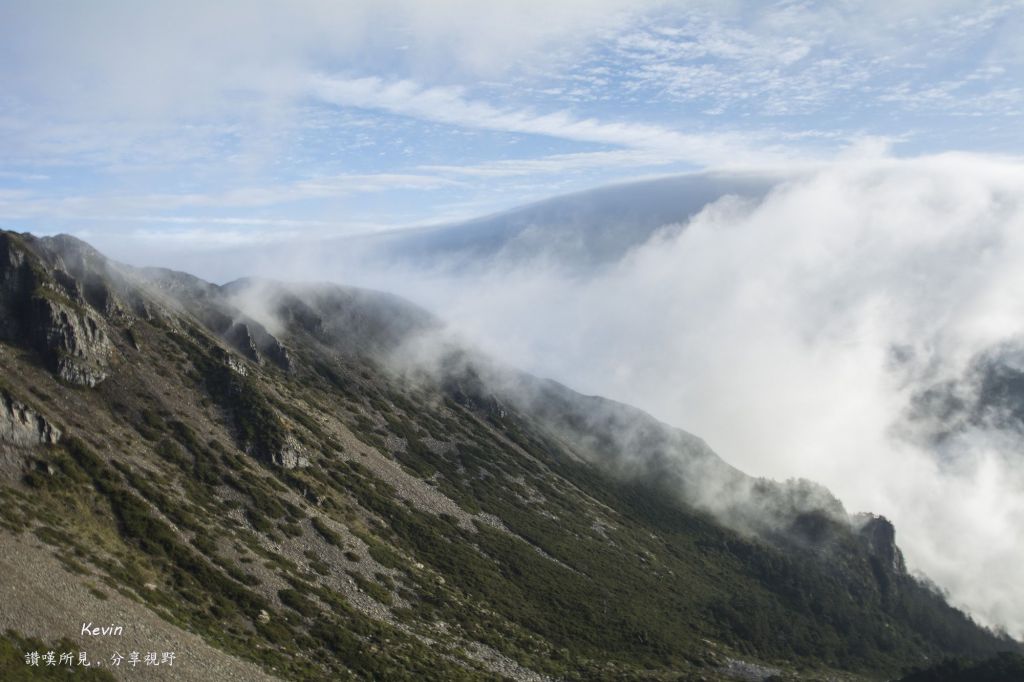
<box><xmin>322</xmin><ymin>154</ymin><xmax>1024</xmax><ymax>638</ymax></box>
<box><xmin>92</xmin><ymin>154</ymin><xmax>1024</xmax><ymax>637</ymax></box>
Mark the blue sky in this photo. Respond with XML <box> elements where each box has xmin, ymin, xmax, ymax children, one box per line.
<box><xmin>1</xmin><ymin>0</ymin><xmax>1022</xmax><ymax>254</ymax></box>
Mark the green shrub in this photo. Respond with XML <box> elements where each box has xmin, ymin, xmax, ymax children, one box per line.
<box><xmin>278</xmin><ymin>589</ymin><xmax>319</xmax><ymax>618</ymax></box>
<box><xmin>311</xmin><ymin>517</ymin><xmax>342</xmax><ymax>546</ymax></box>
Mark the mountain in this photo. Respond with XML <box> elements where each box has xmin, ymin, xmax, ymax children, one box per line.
<box><xmin>0</xmin><ymin>229</ymin><xmax>1019</xmax><ymax>681</ymax></box>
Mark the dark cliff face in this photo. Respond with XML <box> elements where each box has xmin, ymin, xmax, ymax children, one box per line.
<box><xmin>857</xmin><ymin>514</ymin><xmax>906</xmax><ymax>575</ymax></box>
<box><xmin>0</xmin><ymin>228</ymin><xmax>1018</xmax><ymax>680</ymax></box>
<box><xmin>1</xmin><ymin>389</ymin><xmax>61</xmax><ymax>448</ymax></box>
<box><xmin>0</xmin><ymin>232</ymin><xmax>114</xmax><ymax>386</ymax></box>
<box><xmin>854</xmin><ymin>513</ymin><xmax>908</xmax><ymax>605</ymax></box>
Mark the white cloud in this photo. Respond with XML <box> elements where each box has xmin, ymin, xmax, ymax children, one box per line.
<box><xmin>418</xmin><ymin>149</ymin><xmax>701</xmax><ymax>177</ymax></box>
<box><xmin>0</xmin><ymin>0</ymin><xmax>654</xmax><ymax>116</ymax></box>
<box><xmin>52</xmin><ymin>150</ymin><xmax>1024</xmax><ymax>639</ymax></box>
<box><xmin>342</xmin><ymin>153</ymin><xmax>1024</xmax><ymax>637</ymax></box>
<box><xmin>3</xmin><ymin>0</ymin><xmax>1022</xmax><ymax>238</ymax></box>
<box><xmin>309</xmin><ymin>74</ymin><xmax>787</xmax><ymax>167</ymax></box>
<box><xmin>597</xmin><ymin>1</ymin><xmax>1024</xmax><ymax>118</ymax></box>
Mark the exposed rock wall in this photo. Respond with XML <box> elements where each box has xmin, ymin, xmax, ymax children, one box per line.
<box><xmin>28</xmin><ymin>296</ymin><xmax>112</xmax><ymax>386</ymax></box>
<box><xmin>857</xmin><ymin>513</ymin><xmax>907</xmax><ymax>574</ymax></box>
<box><xmin>0</xmin><ymin>391</ymin><xmax>61</xmax><ymax>448</ymax></box>
<box><xmin>272</xmin><ymin>435</ymin><xmax>310</xmax><ymax>469</ymax></box>
<box><xmin>0</xmin><ymin>233</ymin><xmax>113</xmax><ymax>387</ymax></box>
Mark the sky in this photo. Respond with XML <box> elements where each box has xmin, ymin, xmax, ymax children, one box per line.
<box><xmin>1</xmin><ymin>0</ymin><xmax>1023</xmax><ymax>249</ymax></box>
<box><xmin>4</xmin><ymin>0</ymin><xmax>1024</xmax><ymax>639</ymax></box>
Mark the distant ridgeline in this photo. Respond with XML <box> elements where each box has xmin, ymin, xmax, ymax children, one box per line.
<box><xmin>0</xmin><ymin>228</ymin><xmax>1019</xmax><ymax>681</ymax></box>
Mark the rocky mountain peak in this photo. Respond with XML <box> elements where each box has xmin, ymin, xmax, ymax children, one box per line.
<box><xmin>856</xmin><ymin>513</ymin><xmax>908</xmax><ymax>575</ymax></box>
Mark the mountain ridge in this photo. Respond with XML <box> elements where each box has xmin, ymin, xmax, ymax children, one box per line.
<box><xmin>0</xmin><ymin>229</ymin><xmax>1019</xmax><ymax>681</ymax></box>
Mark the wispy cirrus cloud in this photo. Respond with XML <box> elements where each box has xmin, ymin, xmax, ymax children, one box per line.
<box><xmin>308</xmin><ymin>74</ymin><xmax>765</xmax><ymax>162</ymax></box>
<box><xmin>552</xmin><ymin>1</ymin><xmax>1024</xmax><ymax>120</ymax></box>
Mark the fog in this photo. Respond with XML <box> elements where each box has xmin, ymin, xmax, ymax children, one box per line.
<box><xmin>323</xmin><ymin>152</ymin><xmax>1024</xmax><ymax>637</ymax></box>
<box><xmin>85</xmin><ymin>153</ymin><xmax>1024</xmax><ymax>637</ymax></box>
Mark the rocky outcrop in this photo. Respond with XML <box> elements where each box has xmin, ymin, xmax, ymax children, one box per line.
<box><xmin>223</xmin><ymin>322</ymin><xmax>262</xmax><ymax>363</ymax></box>
<box><xmin>854</xmin><ymin>513</ymin><xmax>907</xmax><ymax>602</ymax></box>
<box><xmin>221</xmin><ymin>321</ymin><xmax>292</xmax><ymax>371</ymax></box>
<box><xmin>140</xmin><ymin>270</ymin><xmax>294</xmax><ymax>372</ymax></box>
<box><xmin>0</xmin><ymin>232</ymin><xmax>114</xmax><ymax>386</ymax></box>
<box><xmin>0</xmin><ymin>233</ymin><xmax>35</xmax><ymax>341</ymax></box>
<box><xmin>1</xmin><ymin>391</ymin><xmax>61</xmax><ymax>447</ymax></box>
<box><xmin>29</xmin><ymin>295</ymin><xmax>112</xmax><ymax>386</ymax></box>
<box><xmin>271</xmin><ymin>435</ymin><xmax>310</xmax><ymax>469</ymax></box>
<box><xmin>259</xmin><ymin>335</ymin><xmax>292</xmax><ymax>371</ymax></box>
<box><xmin>41</xmin><ymin>235</ymin><xmax>129</xmax><ymax>320</ymax></box>
<box><xmin>856</xmin><ymin>513</ymin><xmax>907</xmax><ymax>574</ymax></box>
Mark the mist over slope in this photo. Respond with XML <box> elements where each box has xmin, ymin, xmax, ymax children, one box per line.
<box><xmin>59</xmin><ymin>154</ymin><xmax>1024</xmax><ymax>639</ymax></box>
<box><xmin>346</xmin><ymin>154</ymin><xmax>1024</xmax><ymax>640</ymax></box>
<box><xmin>1</xmin><ymin>229</ymin><xmax>1019</xmax><ymax>679</ymax></box>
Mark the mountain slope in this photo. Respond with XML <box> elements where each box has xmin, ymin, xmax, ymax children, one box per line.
<box><xmin>0</xmin><ymin>229</ymin><xmax>1018</xmax><ymax>681</ymax></box>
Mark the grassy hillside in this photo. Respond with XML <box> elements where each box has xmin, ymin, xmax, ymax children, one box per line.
<box><xmin>0</xmin><ymin>230</ymin><xmax>1018</xmax><ymax>681</ymax></box>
